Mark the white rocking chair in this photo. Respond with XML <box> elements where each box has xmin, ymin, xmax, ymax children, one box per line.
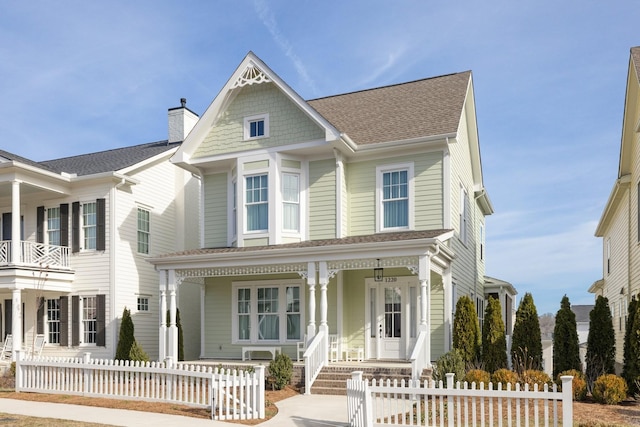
<box><xmin>30</xmin><ymin>334</ymin><xmax>45</xmax><ymax>358</ymax></box>
<box><xmin>0</xmin><ymin>335</ymin><xmax>12</xmax><ymax>360</ymax></box>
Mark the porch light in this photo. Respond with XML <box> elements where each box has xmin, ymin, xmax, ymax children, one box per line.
<box><xmin>374</xmin><ymin>258</ymin><xmax>384</xmax><ymax>282</ymax></box>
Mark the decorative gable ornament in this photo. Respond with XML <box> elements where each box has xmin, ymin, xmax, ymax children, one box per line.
<box><xmin>231</xmin><ymin>64</ymin><xmax>271</xmax><ymax>89</ymax></box>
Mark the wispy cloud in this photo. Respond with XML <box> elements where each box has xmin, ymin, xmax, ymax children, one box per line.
<box><xmin>253</xmin><ymin>0</ymin><xmax>318</xmax><ymax>95</ymax></box>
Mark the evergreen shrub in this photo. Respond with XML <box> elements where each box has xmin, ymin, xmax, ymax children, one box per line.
<box><xmin>464</xmin><ymin>369</ymin><xmax>490</xmax><ymax>386</ymax></box>
<box><xmin>268</xmin><ymin>353</ymin><xmax>293</xmax><ymax>390</ymax></box>
<box><xmin>592</xmin><ymin>374</ymin><xmax>627</xmax><ymax>405</ymax></box>
<box><xmin>557</xmin><ymin>369</ymin><xmax>587</xmax><ymax>401</ymax></box>
<box><xmin>432</xmin><ymin>349</ymin><xmax>465</xmax><ymax>384</ymax></box>
<box><xmin>491</xmin><ymin>369</ymin><xmax>518</xmax><ymax>388</ymax></box>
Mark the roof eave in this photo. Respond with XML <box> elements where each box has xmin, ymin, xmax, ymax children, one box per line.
<box><xmin>595</xmin><ymin>174</ymin><xmax>631</xmax><ymax>237</ymax></box>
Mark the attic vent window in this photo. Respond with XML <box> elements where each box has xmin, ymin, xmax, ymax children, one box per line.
<box><xmin>232</xmin><ymin>65</ymin><xmax>271</xmax><ymax>89</ymax></box>
<box><xmin>244</xmin><ymin>114</ymin><xmax>269</xmax><ymax>140</ymax></box>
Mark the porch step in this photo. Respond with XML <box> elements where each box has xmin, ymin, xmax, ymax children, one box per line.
<box><xmin>309</xmin><ymin>365</ymin><xmax>432</xmax><ymax>396</ymax></box>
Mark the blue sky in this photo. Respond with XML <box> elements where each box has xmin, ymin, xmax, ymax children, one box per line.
<box><xmin>1</xmin><ymin>1</ymin><xmax>639</xmax><ymax>315</ymax></box>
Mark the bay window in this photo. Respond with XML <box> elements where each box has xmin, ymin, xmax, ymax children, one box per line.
<box><xmin>282</xmin><ymin>173</ymin><xmax>299</xmax><ymax>231</ymax></box>
<box><xmin>246</xmin><ymin>174</ymin><xmax>268</xmax><ymax>232</ymax></box>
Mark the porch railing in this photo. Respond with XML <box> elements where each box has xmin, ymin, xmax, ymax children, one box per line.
<box><xmin>410</xmin><ymin>330</ymin><xmax>429</xmax><ymax>380</ymax></box>
<box><xmin>0</xmin><ymin>240</ymin><xmax>70</xmax><ymax>270</ymax></box>
<box><xmin>303</xmin><ymin>330</ymin><xmax>328</xmax><ymax>395</ymax></box>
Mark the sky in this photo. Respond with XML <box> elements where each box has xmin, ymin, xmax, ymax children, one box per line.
<box><xmin>1</xmin><ymin>1</ymin><xmax>639</xmax><ymax>315</ymax></box>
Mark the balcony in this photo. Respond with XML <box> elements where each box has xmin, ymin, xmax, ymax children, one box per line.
<box><xmin>0</xmin><ymin>240</ymin><xmax>71</xmax><ymax>270</ymax></box>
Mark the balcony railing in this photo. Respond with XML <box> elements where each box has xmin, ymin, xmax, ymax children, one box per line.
<box><xmin>0</xmin><ymin>240</ymin><xmax>71</xmax><ymax>270</ymax></box>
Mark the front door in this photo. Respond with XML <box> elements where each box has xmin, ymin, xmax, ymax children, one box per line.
<box><xmin>367</xmin><ymin>277</ymin><xmax>418</xmax><ymax>360</ymax></box>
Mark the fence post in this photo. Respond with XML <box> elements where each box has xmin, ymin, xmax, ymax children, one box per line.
<box><xmin>255</xmin><ymin>365</ymin><xmax>266</xmax><ymax>419</ymax></box>
<box><xmin>83</xmin><ymin>352</ymin><xmax>91</xmax><ymax>394</ymax></box>
<box><xmin>446</xmin><ymin>373</ymin><xmax>454</xmax><ymax>427</ymax></box>
<box><xmin>14</xmin><ymin>350</ymin><xmax>22</xmax><ymax>392</ymax></box>
<box><xmin>560</xmin><ymin>375</ymin><xmax>573</xmax><ymax>425</ymax></box>
<box><xmin>165</xmin><ymin>357</ymin><xmax>173</xmax><ymax>400</ymax></box>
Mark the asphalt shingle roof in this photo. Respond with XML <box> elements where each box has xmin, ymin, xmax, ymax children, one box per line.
<box><xmin>40</xmin><ymin>141</ymin><xmax>180</xmax><ymax>176</ymax></box>
<box><xmin>307</xmin><ymin>71</ymin><xmax>471</xmax><ymax>145</ymax></box>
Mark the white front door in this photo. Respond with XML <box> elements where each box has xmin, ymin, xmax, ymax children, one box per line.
<box><xmin>367</xmin><ymin>277</ymin><xmax>418</xmax><ymax>360</ymax></box>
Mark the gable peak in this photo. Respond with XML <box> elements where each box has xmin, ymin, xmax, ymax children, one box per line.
<box><xmin>231</xmin><ymin>63</ymin><xmax>272</xmax><ymax>89</ymax></box>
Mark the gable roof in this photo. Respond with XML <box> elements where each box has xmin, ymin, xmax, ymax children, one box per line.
<box><xmin>0</xmin><ymin>149</ymin><xmax>57</xmax><ymax>173</ymax></box>
<box><xmin>571</xmin><ymin>305</ymin><xmax>593</xmax><ymax>323</ymax></box>
<box><xmin>41</xmin><ymin>141</ymin><xmax>180</xmax><ymax>176</ymax></box>
<box><xmin>308</xmin><ymin>72</ymin><xmax>471</xmax><ymax>146</ymax></box>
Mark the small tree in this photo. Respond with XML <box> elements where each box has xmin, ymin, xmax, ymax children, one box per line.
<box><xmin>482</xmin><ymin>296</ymin><xmax>507</xmax><ymax>373</ymax></box>
<box><xmin>115</xmin><ymin>307</ymin><xmax>135</xmax><ymax>361</ymax></box>
<box><xmin>624</xmin><ymin>296</ymin><xmax>640</xmax><ymax>395</ymax></box>
<box><xmin>553</xmin><ymin>295</ymin><xmax>581</xmax><ymax>378</ymax></box>
<box><xmin>511</xmin><ymin>293</ymin><xmax>542</xmax><ymax>371</ymax></box>
<box><xmin>453</xmin><ymin>295</ymin><xmax>481</xmax><ymax>366</ymax></box>
<box><xmin>586</xmin><ymin>295</ymin><xmax>616</xmax><ymax>389</ymax></box>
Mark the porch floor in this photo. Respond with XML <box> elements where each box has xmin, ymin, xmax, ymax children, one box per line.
<box><xmin>184</xmin><ymin>358</ymin><xmax>414</xmax><ymax>369</ymax></box>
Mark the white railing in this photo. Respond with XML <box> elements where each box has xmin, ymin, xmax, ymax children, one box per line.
<box><xmin>303</xmin><ymin>330</ymin><xmax>328</xmax><ymax>395</ymax></box>
<box><xmin>347</xmin><ymin>372</ymin><xmax>573</xmax><ymax>427</ymax></box>
<box><xmin>0</xmin><ymin>240</ymin><xmax>70</xmax><ymax>269</ymax></box>
<box><xmin>409</xmin><ymin>330</ymin><xmax>428</xmax><ymax>380</ymax></box>
<box><xmin>15</xmin><ymin>351</ymin><xmax>266</xmax><ymax>421</ymax></box>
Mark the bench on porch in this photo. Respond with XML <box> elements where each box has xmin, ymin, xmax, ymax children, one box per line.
<box><xmin>241</xmin><ymin>346</ymin><xmax>282</xmax><ymax>361</ymax></box>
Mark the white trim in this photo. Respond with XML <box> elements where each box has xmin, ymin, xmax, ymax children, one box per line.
<box><xmin>243</xmin><ymin>113</ymin><xmax>270</xmax><ymax>141</ymax></box>
<box><xmin>231</xmin><ymin>279</ymin><xmax>305</xmax><ymax>345</ymax></box>
<box><xmin>443</xmin><ymin>149</ymin><xmax>451</xmax><ymax>229</ymax></box>
<box><xmin>375</xmin><ymin>162</ymin><xmax>415</xmax><ymax>233</ymax></box>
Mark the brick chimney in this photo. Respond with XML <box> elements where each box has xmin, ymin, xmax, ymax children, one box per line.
<box><xmin>168</xmin><ymin>98</ymin><xmax>199</xmax><ymax>143</ymax></box>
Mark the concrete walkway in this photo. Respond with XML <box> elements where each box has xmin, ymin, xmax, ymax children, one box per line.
<box><xmin>0</xmin><ymin>393</ymin><xmax>349</xmax><ymax>426</ymax></box>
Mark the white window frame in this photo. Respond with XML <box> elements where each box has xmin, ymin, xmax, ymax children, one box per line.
<box><xmin>137</xmin><ymin>207</ymin><xmax>150</xmax><ymax>255</ymax></box>
<box><xmin>459</xmin><ymin>186</ymin><xmax>469</xmax><ymax>244</ymax></box>
<box><xmin>81</xmin><ymin>202</ymin><xmax>97</xmax><ymax>251</ymax></box>
<box><xmin>46</xmin><ymin>298</ymin><xmax>60</xmax><ymax>345</ymax></box>
<box><xmin>243</xmin><ymin>113</ymin><xmax>269</xmax><ymax>140</ymax></box>
<box><xmin>231</xmin><ymin>279</ymin><xmax>304</xmax><ymax>344</ymax></box>
<box><xmin>281</xmin><ymin>172</ymin><xmax>300</xmax><ymax>232</ymax></box>
<box><xmin>244</xmin><ymin>173</ymin><xmax>269</xmax><ymax>233</ymax></box>
<box><xmin>479</xmin><ymin>223</ymin><xmax>485</xmax><ymax>261</ymax></box>
<box><xmin>81</xmin><ymin>295</ymin><xmax>97</xmax><ymax>345</ymax></box>
<box><xmin>47</xmin><ymin>207</ymin><xmax>61</xmax><ymax>246</ymax></box>
<box><xmin>137</xmin><ymin>296</ymin><xmax>150</xmax><ymax>312</ymax></box>
<box><xmin>376</xmin><ymin>162</ymin><xmax>414</xmax><ymax>232</ymax></box>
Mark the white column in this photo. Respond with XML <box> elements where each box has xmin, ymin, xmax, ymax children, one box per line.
<box><xmin>200</xmin><ymin>283</ymin><xmax>205</xmax><ymax>359</ymax></box>
<box><xmin>419</xmin><ymin>254</ymin><xmax>431</xmax><ymax>368</ymax></box>
<box><xmin>12</xmin><ymin>289</ymin><xmax>22</xmax><ymax>356</ymax></box>
<box><xmin>158</xmin><ymin>270</ymin><xmax>167</xmax><ymax>361</ymax></box>
<box><xmin>318</xmin><ymin>262</ymin><xmax>329</xmax><ymax>335</ymax></box>
<box><xmin>11</xmin><ymin>181</ymin><xmax>20</xmax><ymax>264</ymax></box>
<box><xmin>168</xmin><ymin>270</ymin><xmax>178</xmax><ymax>361</ymax></box>
<box><xmin>306</xmin><ymin>262</ymin><xmax>317</xmax><ymax>338</ymax></box>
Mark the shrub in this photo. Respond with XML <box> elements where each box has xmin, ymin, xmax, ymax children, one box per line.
<box><xmin>519</xmin><ymin>369</ymin><xmax>552</xmax><ymax>390</ymax></box>
<box><xmin>482</xmin><ymin>296</ymin><xmax>507</xmax><ymax>373</ymax></box>
<box><xmin>511</xmin><ymin>293</ymin><xmax>542</xmax><ymax>371</ymax></box>
<box><xmin>624</xmin><ymin>297</ymin><xmax>640</xmax><ymax>396</ymax></box>
<box><xmin>491</xmin><ymin>368</ymin><xmax>519</xmax><ymax>388</ymax></box>
<box><xmin>129</xmin><ymin>341</ymin><xmax>150</xmax><ymax>363</ymax></box>
<box><xmin>553</xmin><ymin>295</ymin><xmax>582</xmax><ymax>378</ymax></box>
<box><xmin>432</xmin><ymin>349</ymin><xmax>465</xmax><ymax>384</ymax></box>
<box><xmin>115</xmin><ymin>307</ymin><xmax>135</xmax><ymax>361</ymax></box>
<box><xmin>586</xmin><ymin>296</ymin><xmax>615</xmax><ymax>390</ymax></box>
<box><xmin>557</xmin><ymin>369</ymin><xmax>587</xmax><ymax>401</ymax></box>
<box><xmin>453</xmin><ymin>296</ymin><xmax>481</xmax><ymax>366</ymax></box>
<box><xmin>268</xmin><ymin>353</ymin><xmax>293</xmax><ymax>390</ymax></box>
<box><xmin>464</xmin><ymin>369</ymin><xmax>490</xmax><ymax>386</ymax></box>
<box><xmin>592</xmin><ymin>374</ymin><xmax>627</xmax><ymax>405</ymax></box>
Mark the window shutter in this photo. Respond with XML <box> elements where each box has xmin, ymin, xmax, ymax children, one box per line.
<box><xmin>36</xmin><ymin>206</ymin><xmax>45</xmax><ymax>244</ymax></box>
<box><xmin>60</xmin><ymin>204</ymin><xmax>69</xmax><ymax>247</ymax></box>
<box><xmin>96</xmin><ymin>294</ymin><xmax>106</xmax><ymax>347</ymax></box>
<box><xmin>4</xmin><ymin>299</ymin><xmax>11</xmax><ymax>340</ymax></box>
<box><xmin>60</xmin><ymin>296</ymin><xmax>68</xmax><ymax>347</ymax></box>
<box><xmin>71</xmin><ymin>296</ymin><xmax>79</xmax><ymax>346</ymax></box>
<box><xmin>37</xmin><ymin>297</ymin><xmax>44</xmax><ymax>335</ymax></box>
<box><xmin>96</xmin><ymin>198</ymin><xmax>105</xmax><ymax>251</ymax></box>
<box><xmin>72</xmin><ymin>202</ymin><xmax>80</xmax><ymax>253</ymax></box>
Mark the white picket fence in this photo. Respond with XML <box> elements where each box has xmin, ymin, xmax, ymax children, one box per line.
<box><xmin>14</xmin><ymin>350</ymin><xmax>265</xmax><ymax>421</ymax></box>
<box><xmin>347</xmin><ymin>372</ymin><xmax>573</xmax><ymax>427</ymax></box>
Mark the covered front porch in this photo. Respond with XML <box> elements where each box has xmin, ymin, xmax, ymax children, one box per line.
<box><xmin>150</xmin><ymin>230</ymin><xmax>455</xmax><ymax>388</ymax></box>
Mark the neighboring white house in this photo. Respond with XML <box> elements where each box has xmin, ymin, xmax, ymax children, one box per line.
<box><xmin>592</xmin><ymin>46</ymin><xmax>640</xmax><ymax>371</ymax></box>
<box><xmin>149</xmin><ymin>52</ymin><xmax>500</xmax><ymax>366</ymax></box>
<box><xmin>0</xmin><ymin>101</ymin><xmax>200</xmax><ymax>361</ymax></box>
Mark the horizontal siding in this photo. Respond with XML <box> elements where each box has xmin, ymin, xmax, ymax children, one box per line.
<box><xmin>203</xmin><ymin>173</ymin><xmax>228</xmax><ymax>248</ymax></box>
<box><xmin>308</xmin><ymin>158</ymin><xmax>336</xmax><ymax>240</ymax></box>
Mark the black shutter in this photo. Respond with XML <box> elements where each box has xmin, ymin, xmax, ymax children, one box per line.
<box><xmin>96</xmin><ymin>294</ymin><xmax>106</xmax><ymax>347</ymax></box>
<box><xmin>37</xmin><ymin>297</ymin><xmax>44</xmax><ymax>335</ymax></box>
<box><xmin>4</xmin><ymin>300</ymin><xmax>11</xmax><ymax>340</ymax></box>
<box><xmin>72</xmin><ymin>202</ymin><xmax>80</xmax><ymax>253</ymax></box>
<box><xmin>36</xmin><ymin>206</ymin><xmax>45</xmax><ymax>244</ymax></box>
<box><xmin>60</xmin><ymin>296</ymin><xmax>68</xmax><ymax>347</ymax></box>
<box><xmin>60</xmin><ymin>204</ymin><xmax>69</xmax><ymax>247</ymax></box>
<box><xmin>71</xmin><ymin>296</ymin><xmax>79</xmax><ymax>346</ymax></box>
<box><xmin>96</xmin><ymin>198</ymin><xmax>105</xmax><ymax>251</ymax></box>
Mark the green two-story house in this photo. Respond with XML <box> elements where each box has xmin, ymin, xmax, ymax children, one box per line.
<box><xmin>149</xmin><ymin>52</ymin><xmax>494</xmax><ymax>376</ymax></box>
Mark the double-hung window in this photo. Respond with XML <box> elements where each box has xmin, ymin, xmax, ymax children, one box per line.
<box><xmin>377</xmin><ymin>163</ymin><xmax>413</xmax><ymax>231</ymax></box>
<box><xmin>137</xmin><ymin>208</ymin><xmax>150</xmax><ymax>254</ymax></box>
<box><xmin>47</xmin><ymin>298</ymin><xmax>60</xmax><ymax>344</ymax></box>
<box><xmin>82</xmin><ymin>202</ymin><xmax>97</xmax><ymax>250</ymax></box>
<box><xmin>47</xmin><ymin>207</ymin><xmax>60</xmax><ymax>246</ymax></box>
<box><xmin>282</xmin><ymin>173</ymin><xmax>300</xmax><ymax>232</ymax></box>
<box><xmin>246</xmin><ymin>174</ymin><xmax>268</xmax><ymax>231</ymax></box>
<box><xmin>82</xmin><ymin>296</ymin><xmax>97</xmax><ymax>344</ymax></box>
<box><xmin>233</xmin><ymin>281</ymin><xmax>303</xmax><ymax>343</ymax></box>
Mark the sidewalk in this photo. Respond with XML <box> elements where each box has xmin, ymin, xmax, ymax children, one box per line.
<box><xmin>0</xmin><ymin>394</ymin><xmax>349</xmax><ymax>426</ymax></box>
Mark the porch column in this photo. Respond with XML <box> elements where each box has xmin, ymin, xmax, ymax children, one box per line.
<box><xmin>167</xmin><ymin>269</ymin><xmax>178</xmax><ymax>361</ymax></box>
<box><xmin>306</xmin><ymin>262</ymin><xmax>317</xmax><ymax>338</ymax></box>
<box><xmin>318</xmin><ymin>262</ymin><xmax>329</xmax><ymax>335</ymax></box>
<box><xmin>419</xmin><ymin>254</ymin><xmax>431</xmax><ymax>368</ymax></box>
<box><xmin>12</xmin><ymin>288</ymin><xmax>22</xmax><ymax>357</ymax></box>
<box><xmin>200</xmin><ymin>283</ymin><xmax>205</xmax><ymax>359</ymax></box>
<box><xmin>158</xmin><ymin>270</ymin><xmax>167</xmax><ymax>361</ymax></box>
<box><xmin>11</xmin><ymin>181</ymin><xmax>20</xmax><ymax>264</ymax></box>
<box><xmin>443</xmin><ymin>267</ymin><xmax>453</xmax><ymax>352</ymax></box>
